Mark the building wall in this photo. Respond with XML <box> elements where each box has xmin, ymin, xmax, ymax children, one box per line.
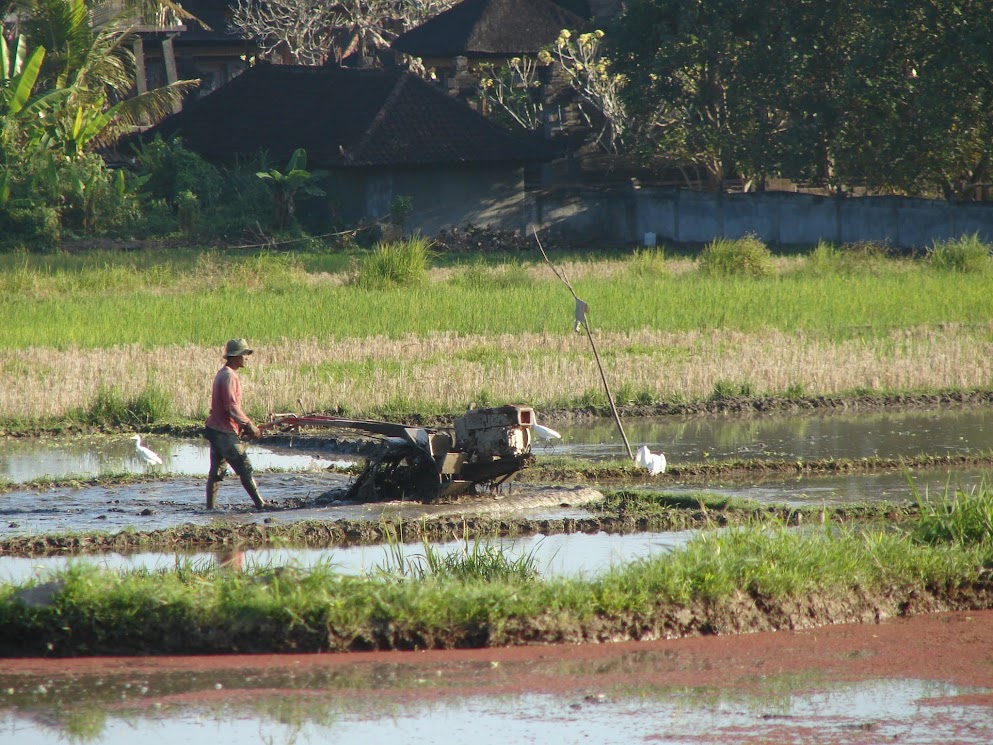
<box><xmin>527</xmin><ymin>188</ymin><xmax>993</xmax><ymax>249</ymax></box>
<box><xmin>328</xmin><ymin>164</ymin><xmax>527</xmax><ymax>235</ymax></box>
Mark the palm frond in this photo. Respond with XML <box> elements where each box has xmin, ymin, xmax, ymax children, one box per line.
<box><xmin>94</xmin><ymin>78</ymin><xmax>199</xmax><ymax>144</ymax></box>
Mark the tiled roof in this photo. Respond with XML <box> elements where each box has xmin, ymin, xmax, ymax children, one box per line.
<box><xmin>141</xmin><ymin>63</ymin><xmax>550</xmax><ymax>167</ymax></box>
<box><xmin>393</xmin><ymin>0</ymin><xmax>585</xmax><ymax>59</ymax></box>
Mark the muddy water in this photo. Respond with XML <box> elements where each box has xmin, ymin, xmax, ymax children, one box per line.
<box><xmin>3</xmin><ymin>679</ymin><xmax>984</xmax><ymax>745</ymax></box>
<box><xmin>0</xmin><ymin>529</ymin><xmax>696</xmax><ymax>585</ymax></box>
<box><xmin>543</xmin><ymin>405</ymin><xmax>993</xmax><ymax>462</ymax></box>
<box><xmin>4</xmin><ymin>405</ymin><xmax>992</xmax><ymax>484</ymax></box>
<box><xmin>0</xmin><ymin>435</ymin><xmax>356</xmax><ymax>482</ymax></box>
<box><xmin>2</xmin><ymin>609</ymin><xmax>992</xmax><ymax>745</ymax></box>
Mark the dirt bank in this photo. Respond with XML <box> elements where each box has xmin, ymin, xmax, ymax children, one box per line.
<box><xmin>2</xmin><ymin>580</ymin><xmax>991</xmax><ymax>657</ymax></box>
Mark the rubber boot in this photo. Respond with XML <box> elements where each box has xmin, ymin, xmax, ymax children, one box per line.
<box><xmin>206</xmin><ymin>476</ymin><xmax>220</xmax><ymax>509</ymax></box>
<box><xmin>241</xmin><ymin>474</ymin><xmax>265</xmax><ymax>509</ymax></box>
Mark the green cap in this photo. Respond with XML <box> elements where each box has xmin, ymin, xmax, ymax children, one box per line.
<box><xmin>223</xmin><ymin>338</ymin><xmax>254</xmax><ymax>357</ymax></box>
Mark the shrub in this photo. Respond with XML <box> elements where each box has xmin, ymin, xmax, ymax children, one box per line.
<box><xmin>698</xmin><ymin>235</ymin><xmax>774</xmax><ymax>277</ymax></box>
<box><xmin>351</xmin><ymin>236</ymin><xmax>432</xmax><ymax>288</ymax></box>
<box><xmin>175</xmin><ymin>190</ymin><xmax>200</xmax><ymax>237</ymax></box>
<box><xmin>58</xmin><ymin>155</ymin><xmax>140</xmax><ymax>235</ymax></box>
<box><xmin>0</xmin><ymin>206</ymin><xmax>61</xmax><ymax>250</ymax></box>
<box><xmin>133</xmin><ymin>136</ymin><xmax>222</xmax><ymax>207</ymax></box>
<box><xmin>927</xmin><ymin>233</ymin><xmax>991</xmax><ymax>273</ymax></box>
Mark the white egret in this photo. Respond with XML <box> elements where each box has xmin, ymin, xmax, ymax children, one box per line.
<box><xmin>131</xmin><ymin>435</ymin><xmax>163</xmax><ymax>467</ymax></box>
<box><xmin>532</xmin><ymin>422</ymin><xmax>561</xmax><ymax>442</ymax></box>
<box><xmin>636</xmin><ymin>445</ymin><xmax>666</xmax><ymax>475</ymax></box>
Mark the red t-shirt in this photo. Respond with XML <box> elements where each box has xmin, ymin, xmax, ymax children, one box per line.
<box><xmin>205</xmin><ymin>365</ymin><xmax>251</xmax><ymax>435</ymax></box>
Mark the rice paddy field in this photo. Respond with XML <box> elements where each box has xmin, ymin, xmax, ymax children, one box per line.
<box><xmin>1</xmin><ymin>239</ymin><xmax>991</xmax><ymax>429</ymax></box>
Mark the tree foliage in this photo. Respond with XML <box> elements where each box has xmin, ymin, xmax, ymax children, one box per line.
<box><xmin>610</xmin><ymin>0</ymin><xmax>993</xmax><ymax>198</ymax></box>
<box><xmin>231</xmin><ymin>0</ymin><xmax>460</xmax><ymax>65</ymax></box>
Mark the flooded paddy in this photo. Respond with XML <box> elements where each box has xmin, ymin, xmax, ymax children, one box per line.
<box><xmin>0</xmin><ymin>529</ymin><xmax>696</xmax><ymax>585</ymax></box>
<box><xmin>4</xmin><ymin>404</ymin><xmax>993</xmax><ymax>484</ymax></box>
<box><xmin>545</xmin><ymin>405</ymin><xmax>993</xmax><ymax>462</ymax></box>
<box><xmin>2</xmin><ymin>608</ymin><xmax>991</xmax><ymax>744</ymax></box>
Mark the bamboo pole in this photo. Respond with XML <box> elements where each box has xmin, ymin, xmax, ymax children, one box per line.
<box><xmin>532</xmin><ymin>228</ymin><xmax>633</xmax><ymax>460</ymax></box>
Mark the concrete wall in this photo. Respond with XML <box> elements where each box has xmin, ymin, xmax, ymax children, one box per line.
<box><xmin>329</xmin><ymin>164</ymin><xmax>526</xmax><ymax>236</ymax></box>
<box><xmin>526</xmin><ymin>187</ymin><xmax>993</xmax><ymax>249</ymax></box>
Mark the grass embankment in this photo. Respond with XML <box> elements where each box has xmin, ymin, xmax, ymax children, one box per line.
<box><xmin>1</xmin><ymin>241</ymin><xmax>992</xmax><ymax>429</ymax></box>
<box><xmin>0</xmin><ymin>484</ymin><xmax>990</xmax><ymax>656</ymax></box>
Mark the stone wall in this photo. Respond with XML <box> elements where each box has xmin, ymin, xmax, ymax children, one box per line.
<box><xmin>526</xmin><ymin>187</ymin><xmax>993</xmax><ymax>249</ymax></box>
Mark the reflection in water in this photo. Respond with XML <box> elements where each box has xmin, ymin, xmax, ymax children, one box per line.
<box><xmin>3</xmin><ymin>406</ymin><xmax>992</xmax><ymax>484</ymax></box>
<box><xmin>544</xmin><ymin>406</ymin><xmax>993</xmax><ymax>463</ymax></box>
<box><xmin>0</xmin><ymin>531</ymin><xmax>695</xmax><ymax>585</ymax></box>
<box><xmin>0</xmin><ymin>436</ymin><xmax>355</xmax><ymax>483</ymax></box>
<box><xmin>0</xmin><ymin>656</ymin><xmax>988</xmax><ymax>745</ymax></box>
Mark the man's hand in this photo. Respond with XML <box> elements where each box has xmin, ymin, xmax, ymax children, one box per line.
<box><xmin>243</xmin><ymin>422</ymin><xmax>262</xmax><ymax>441</ymax></box>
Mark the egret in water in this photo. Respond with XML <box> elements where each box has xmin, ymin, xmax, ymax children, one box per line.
<box><xmin>636</xmin><ymin>445</ymin><xmax>666</xmax><ymax>475</ymax></box>
<box><xmin>532</xmin><ymin>421</ymin><xmax>562</xmax><ymax>442</ymax></box>
<box><xmin>131</xmin><ymin>435</ymin><xmax>163</xmax><ymax>467</ymax></box>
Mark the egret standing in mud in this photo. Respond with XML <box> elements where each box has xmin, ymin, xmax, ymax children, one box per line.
<box><xmin>132</xmin><ymin>435</ymin><xmax>163</xmax><ymax>468</ymax></box>
<box><xmin>636</xmin><ymin>445</ymin><xmax>666</xmax><ymax>475</ymax></box>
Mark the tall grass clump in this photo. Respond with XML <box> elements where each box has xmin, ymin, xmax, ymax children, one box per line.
<box><xmin>377</xmin><ymin>524</ymin><xmax>540</xmax><ymax>583</ymax></box>
<box><xmin>910</xmin><ymin>480</ymin><xmax>993</xmax><ymax>546</ymax></box>
<box><xmin>351</xmin><ymin>236</ymin><xmax>433</xmax><ymax>288</ymax></box>
<box><xmin>451</xmin><ymin>260</ymin><xmax>534</xmax><ymax>290</ymax></box>
<box><xmin>81</xmin><ymin>381</ymin><xmax>174</xmax><ymax>427</ymax></box>
<box><xmin>801</xmin><ymin>240</ymin><xmax>893</xmax><ymax>276</ymax></box>
<box><xmin>927</xmin><ymin>233</ymin><xmax>992</xmax><ymax>274</ymax></box>
<box><xmin>698</xmin><ymin>235</ymin><xmax>774</xmax><ymax>277</ymax></box>
<box><xmin>628</xmin><ymin>247</ymin><xmax>669</xmax><ymax>278</ymax></box>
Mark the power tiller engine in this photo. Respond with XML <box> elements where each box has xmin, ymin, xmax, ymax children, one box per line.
<box><xmin>260</xmin><ymin>405</ymin><xmax>536</xmax><ymax>501</ymax></box>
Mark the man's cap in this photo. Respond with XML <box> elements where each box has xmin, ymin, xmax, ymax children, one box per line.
<box><xmin>223</xmin><ymin>338</ymin><xmax>254</xmax><ymax>357</ymax></box>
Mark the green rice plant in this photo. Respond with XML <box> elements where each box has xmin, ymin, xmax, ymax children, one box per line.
<box><xmin>910</xmin><ymin>479</ymin><xmax>993</xmax><ymax>546</ymax></box>
<box><xmin>375</xmin><ymin>522</ymin><xmax>539</xmax><ymax>583</ymax></box>
<box><xmin>351</xmin><ymin>236</ymin><xmax>433</xmax><ymax>288</ymax></box>
<box><xmin>613</xmin><ymin>381</ymin><xmax>657</xmax><ymax>406</ymax></box>
<box><xmin>451</xmin><ymin>260</ymin><xmax>534</xmax><ymax>290</ymax></box>
<box><xmin>927</xmin><ymin>233</ymin><xmax>992</xmax><ymax>274</ymax></box>
<box><xmin>436</xmin><ymin>537</ymin><xmax>540</xmax><ymax>583</ymax></box>
<box><xmin>698</xmin><ymin>235</ymin><xmax>774</xmax><ymax>277</ymax></box>
<box><xmin>711</xmin><ymin>379</ymin><xmax>755</xmax><ymax>401</ymax></box>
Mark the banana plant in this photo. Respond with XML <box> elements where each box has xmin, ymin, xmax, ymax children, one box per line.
<box><xmin>256</xmin><ymin>148</ymin><xmax>328</xmax><ymax>227</ymax></box>
<box><xmin>1</xmin><ymin>35</ymin><xmax>45</xmax><ymax>116</ymax></box>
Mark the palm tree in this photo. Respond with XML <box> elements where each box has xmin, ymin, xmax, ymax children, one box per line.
<box><xmin>10</xmin><ymin>0</ymin><xmax>199</xmax><ymax>152</ymax></box>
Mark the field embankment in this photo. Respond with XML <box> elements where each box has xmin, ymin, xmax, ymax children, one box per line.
<box><xmin>1</xmin><ymin>490</ymin><xmax>991</xmax><ymax>656</ymax></box>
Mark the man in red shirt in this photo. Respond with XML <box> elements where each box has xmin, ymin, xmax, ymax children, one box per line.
<box><xmin>204</xmin><ymin>338</ymin><xmax>265</xmax><ymax>509</ymax></box>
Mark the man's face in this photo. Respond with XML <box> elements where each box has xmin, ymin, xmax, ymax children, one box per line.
<box><xmin>228</xmin><ymin>354</ymin><xmax>245</xmax><ymax>369</ymax></box>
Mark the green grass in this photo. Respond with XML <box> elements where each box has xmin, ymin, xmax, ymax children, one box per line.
<box><xmin>926</xmin><ymin>233</ymin><xmax>992</xmax><ymax>274</ymax></box>
<box><xmin>911</xmin><ymin>478</ymin><xmax>993</xmax><ymax>546</ymax></box>
<box><xmin>3</xmin><ymin>253</ymin><xmax>993</xmax><ymax>349</ymax></box>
